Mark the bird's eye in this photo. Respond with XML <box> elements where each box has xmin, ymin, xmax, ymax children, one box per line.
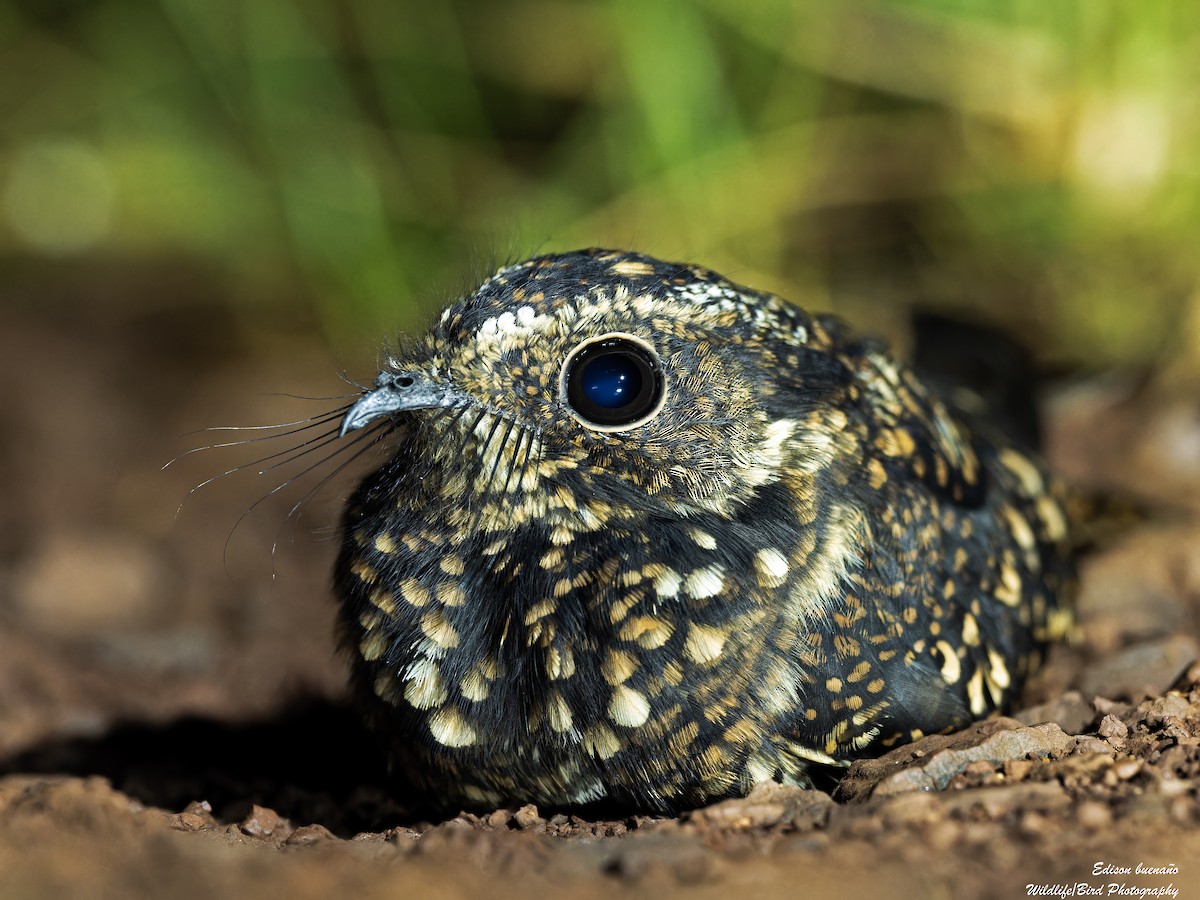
<box><xmin>561</xmin><ymin>334</ymin><xmax>665</xmax><ymax>430</ymax></box>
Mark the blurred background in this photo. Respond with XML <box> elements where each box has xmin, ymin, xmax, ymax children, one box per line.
<box><xmin>2</xmin><ymin>0</ymin><xmax>1200</xmax><ymax>765</ymax></box>
<box><xmin>4</xmin><ymin>0</ymin><xmax>1199</xmax><ymax>365</ymax></box>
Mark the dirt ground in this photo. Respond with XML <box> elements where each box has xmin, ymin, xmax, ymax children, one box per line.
<box><xmin>2</xmin><ymin>272</ymin><xmax>1199</xmax><ymax>899</ymax></box>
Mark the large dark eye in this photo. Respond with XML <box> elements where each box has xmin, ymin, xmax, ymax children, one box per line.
<box><xmin>562</xmin><ymin>334</ymin><xmax>665</xmax><ymax>430</ymax></box>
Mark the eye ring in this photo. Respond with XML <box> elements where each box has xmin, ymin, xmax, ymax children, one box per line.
<box><xmin>560</xmin><ymin>333</ymin><xmax>666</xmax><ymax>431</ymax></box>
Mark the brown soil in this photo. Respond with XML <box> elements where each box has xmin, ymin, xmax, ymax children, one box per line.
<box><xmin>2</xmin><ymin>283</ymin><xmax>1199</xmax><ymax>899</ymax></box>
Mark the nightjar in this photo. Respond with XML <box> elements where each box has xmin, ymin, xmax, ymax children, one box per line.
<box><xmin>335</xmin><ymin>248</ymin><xmax>1073</xmax><ymax>813</ymax></box>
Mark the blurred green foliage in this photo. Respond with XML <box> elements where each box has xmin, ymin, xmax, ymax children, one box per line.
<box><xmin>2</xmin><ymin>0</ymin><xmax>1199</xmax><ymax>369</ymax></box>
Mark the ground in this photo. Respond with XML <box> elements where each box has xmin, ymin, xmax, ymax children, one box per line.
<box><xmin>1</xmin><ymin>280</ymin><xmax>1199</xmax><ymax>899</ymax></box>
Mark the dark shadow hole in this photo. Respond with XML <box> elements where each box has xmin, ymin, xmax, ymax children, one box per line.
<box><xmin>0</xmin><ymin>696</ymin><xmax>414</xmax><ymax>837</ymax></box>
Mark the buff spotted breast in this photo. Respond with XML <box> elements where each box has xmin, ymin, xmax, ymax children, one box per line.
<box><xmin>334</xmin><ymin>248</ymin><xmax>1073</xmax><ymax>814</ymax></box>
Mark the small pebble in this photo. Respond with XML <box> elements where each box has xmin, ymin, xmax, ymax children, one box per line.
<box><xmin>1015</xmin><ymin>691</ymin><xmax>1096</xmax><ymax>735</ymax></box>
<box><xmin>1075</xmin><ymin>800</ymin><xmax>1113</xmax><ymax>829</ymax></box>
<box><xmin>285</xmin><ymin>824</ymin><xmax>336</xmax><ymax>846</ymax></box>
<box><xmin>1003</xmin><ymin>759</ymin><xmax>1034</xmax><ymax>781</ymax></box>
<box><xmin>1072</xmin><ymin>737</ymin><xmax>1112</xmax><ymax>756</ymax></box>
<box><xmin>513</xmin><ymin>804</ymin><xmax>543</xmax><ymax>829</ymax></box>
<box><xmin>1112</xmin><ymin>758</ymin><xmax>1142</xmax><ymax>781</ymax></box>
<box><xmin>240</xmin><ymin>804</ymin><xmax>292</xmax><ymax>840</ymax></box>
<box><xmin>1142</xmin><ymin>693</ymin><xmax>1190</xmax><ymax>727</ymax></box>
<box><xmin>1158</xmin><ymin>777</ymin><xmax>1193</xmax><ymax>799</ymax></box>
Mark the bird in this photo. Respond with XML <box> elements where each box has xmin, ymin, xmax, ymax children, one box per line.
<box><xmin>333</xmin><ymin>247</ymin><xmax>1074</xmax><ymax>814</ymax></box>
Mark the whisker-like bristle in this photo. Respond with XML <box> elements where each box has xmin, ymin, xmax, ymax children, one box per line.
<box><xmin>499</xmin><ymin>426</ymin><xmax>529</xmax><ymax>498</ymax></box>
<box><xmin>265</xmin><ymin>423</ymin><xmax>393</xmax><ymax>574</ymax></box>
<box><xmin>472</xmin><ymin>413</ymin><xmax>505</xmax><ymax>484</ymax></box>
<box><xmin>187</xmin><ymin>407</ymin><xmax>351</xmax><ymax>435</ymax></box>
<box><xmin>221</xmin><ymin>420</ymin><xmax>389</xmax><ymax>579</ymax></box>
<box><xmin>515</xmin><ymin>427</ymin><xmax>540</xmax><ymax>494</ymax></box>
<box><xmin>456</xmin><ymin>408</ymin><xmax>494</xmax><ymax>518</ymax></box>
<box><xmin>252</xmin><ymin>427</ymin><xmax>353</xmax><ymax>478</ymax></box>
<box><xmin>439</xmin><ymin>402</ymin><xmax>475</xmax><ymax>443</ymax></box>
<box><xmin>166</xmin><ymin>406</ymin><xmax>354</xmax><ymax>471</ymax></box>
<box><xmin>436</xmin><ymin>402</ymin><xmax>476</xmax><ymax>475</ymax></box>
<box><xmin>480</xmin><ymin>418</ymin><xmax>515</xmax><ymax>499</ymax></box>
<box><xmin>174</xmin><ymin>422</ymin><xmax>353</xmax><ymax>519</ymax></box>
<box><xmin>258</xmin><ymin>390</ymin><xmax>361</xmax><ymax>402</ymax></box>
<box><xmin>530</xmin><ymin>429</ymin><xmax>547</xmax><ymax>492</ymax></box>
<box><xmin>334</xmin><ymin>370</ymin><xmax>373</xmax><ymax>391</ymax></box>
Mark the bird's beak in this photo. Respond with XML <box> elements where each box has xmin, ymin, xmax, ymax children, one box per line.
<box><xmin>340</xmin><ymin>371</ymin><xmax>460</xmax><ymax>437</ymax></box>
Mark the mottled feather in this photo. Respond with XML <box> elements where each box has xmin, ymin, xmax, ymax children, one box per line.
<box><xmin>334</xmin><ymin>249</ymin><xmax>1073</xmax><ymax>813</ymax></box>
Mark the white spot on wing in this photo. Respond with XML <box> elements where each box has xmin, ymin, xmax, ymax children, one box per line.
<box><xmin>429</xmin><ymin>708</ymin><xmax>477</xmax><ymax>747</ymax></box>
<box><xmin>684</xmin><ymin>623</ymin><xmax>726</xmax><ymax>664</ymax></box>
<box><xmin>608</xmin><ymin>684</ymin><xmax>651</xmax><ymax>727</ymax></box>
<box><xmin>403</xmin><ymin>657</ymin><xmax>448</xmax><ymax>709</ymax></box>
<box><xmin>754</xmin><ymin>548</ymin><xmax>789</xmax><ymax>588</ymax></box>
<box><xmin>654</xmin><ymin>568</ymin><xmax>682</xmax><ymax>598</ymax></box>
<box><xmin>683</xmin><ymin>565</ymin><xmax>725</xmax><ymax>599</ymax></box>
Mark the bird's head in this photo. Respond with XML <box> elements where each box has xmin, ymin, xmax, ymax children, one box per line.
<box><xmin>341</xmin><ymin>249</ymin><xmax>854</xmax><ymax>530</ymax></box>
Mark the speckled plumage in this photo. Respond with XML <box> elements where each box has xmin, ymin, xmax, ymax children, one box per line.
<box><xmin>334</xmin><ymin>248</ymin><xmax>1073</xmax><ymax>813</ymax></box>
